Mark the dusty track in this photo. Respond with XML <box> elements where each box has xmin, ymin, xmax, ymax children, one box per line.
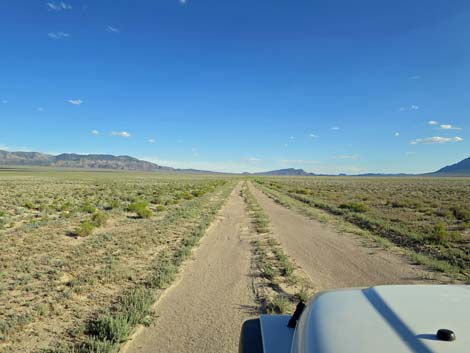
<box><xmin>122</xmin><ymin>183</ymin><xmax>259</xmax><ymax>353</ymax></box>
<box><xmin>248</xmin><ymin>182</ymin><xmax>436</xmax><ymax>291</ymax></box>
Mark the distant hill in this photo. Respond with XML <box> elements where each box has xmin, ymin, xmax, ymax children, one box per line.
<box><xmin>430</xmin><ymin>156</ymin><xmax>470</xmax><ymax>176</ymax></box>
<box><xmin>0</xmin><ymin>150</ymin><xmax>174</xmax><ymax>171</ymax></box>
<box><xmin>1</xmin><ymin>149</ymin><xmax>469</xmax><ymax>176</ymax></box>
<box><xmin>255</xmin><ymin>168</ymin><xmax>316</xmax><ymax>176</ymax></box>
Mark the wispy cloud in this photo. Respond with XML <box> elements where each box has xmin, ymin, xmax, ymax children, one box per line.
<box><xmin>46</xmin><ymin>1</ymin><xmax>72</xmax><ymax>11</ymax></box>
<box><xmin>439</xmin><ymin>124</ymin><xmax>461</xmax><ymax>130</ymax></box>
<box><xmin>106</xmin><ymin>25</ymin><xmax>120</xmax><ymax>34</ymax></box>
<box><xmin>48</xmin><ymin>32</ymin><xmax>70</xmax><ymax>40</ymax></box>
<box><xmin>289</xmin><ymin>136</ymin><xmax>295</xmax><ymax>140</ymax></box>
<box><xmin>400</xmin><ymin>105</ymin><xmax>419</xmax><ymax>111</ymax></box>
<box><xmin>280</xmin><ymin>159</ymin><xmax>318</xmax><ymax>165</ymax></box>
<box><xmin>335</xmin><ymin>154</ymin><xmax>359</xmax><ymax>160</ymax></box>
<box><xmin>428</xmin><ymin>120</ymin><xmax>438</xmax><ymax>125</ymax></box>
<box><xmin>309</xmin><ymin>133</ymin><xmax>318</xmax><ymax>138</ymax></box>
<box><xmin>331</xmin><ymin>126</ymin><xmax>340</xmax><ymax>131</ymax></box>
<box><xmin>1</xmin><ymin>98</ymin><xmax>7</xmax><ymax>104</ymax></box>
<box><xmin>394</xmin><ymin>132</ymin><xmax>400</xmax><ymax>137</ymax></box>
<box><xmin>410</xmin><ymin>136</ymin><xmax>463</xmax><ymax>145</ymax></box>
<box><xmin>148</xmin><ymin>138</ymin><xmax>155</xmax><ymax>144</ymax></box>
<box><xmin>179</xmin><ymin>0</ymin><xmax>187</xmax><ymax>4</ymax></box>
<box><xmin>91</xmin><ymin>129</ymin><xmax>99</xmax><ymax>135</ymax></box>
<box><xmin>68</xmin><ymin>99</ymin><xmax>83</xmax><ymax>105</ymax></box>
<box><xmin>408</xmin><ymin>75</ymin><xmax>421</xmax><ymax>80</ymax></box>
<box><xmin>111</xmin><ymin>131</ymin><xmax>131</xmax><ymax>138</ymax></box>
<box><xmin>245</xmin><ymin>157</ymin><xmax>261</xmax><ymax>163</ymax></box>
<box><xmin>37</xmin><ymin>107</ymin><xmax>45</xmax><ymax>112</ymax></box>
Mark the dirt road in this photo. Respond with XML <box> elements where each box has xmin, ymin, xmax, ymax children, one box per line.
<box><xmin>248</xmin><ymin>182</ymin><xmax>435</xmax><ymax>291</ymax></box>
<box><xmin>122</xmin><ymin>183</ymin><xmax>259</xmax><ymax>353</ymax></box>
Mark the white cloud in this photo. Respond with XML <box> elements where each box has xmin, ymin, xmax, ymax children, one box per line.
<box><xmin>439</xmin><ymin>124</ymin><xmax>461</xmax><ymax>130</ymax></box>
<box><xmin>410</xmin><ymin>136</ymin><xmax>463</xmax><ymax>145</ymax></box>
<box><xmin>91</xmin><ymin>129</ymin><xmax>99</xmax><ymax>135</ymax></box>
<box><xmin>246</xmin><ymin>157</ymin><xmax>261</xmax><ymax>163</ymax></box>
<box><xmin>179</xmin><ymin>0</ymin><xmax>187</xmax><ymax>4</ymax></box>
<box><xmin>37</xmin><ymin>107</ymin><xmax>45</xmax><ymax>112</ymax></box>
<box><xmin>428</xmin><ymin>120</ymin><xmax>438</xmax><ymax>125</ymax></box>
<box><xmin>148</xmin><ymin>138</ymin><xmax>155</xmax><ymax>144</ymax></box>
<box><xmin>335</xmin><ymin>154</ymin><xmax>359</xmax><ymax>160</ymax></box>
<box><xmin>394</xmin><ymin>132</ymin><xmax>400</xmax><ymax>137</ymax></box>
<box><xmin>400</xmin><ymin>105</ymin><xmax>419</xmax><ymax>111</ymax></box>
<box><xmin>1</xmin><ymin>98</ymin><xmax>7</xmax><ymax>104</ymax></box>
<box><xmin>46</xmin><ymin>1</ymin><xmax>72</xmax><ymax>11</ymax></box>
<box><xmin>111</xmin><ymin>131</ymin><xmax>131</xmax><ymax>138</ymax></box>
<box><xmin>309</xmin><ymin>133</ymin><xmax>318</xmax><ymax>138</ymax></box>
<box><xmin>289</xmin><ymin>136</ymin><xmax>295</xmax><ymax>140</ymax></box>
<box><xmin>331</xmin><ymin>126</ymin><xmax>340</xmax><ymax>131</ymax></box>
<box><xmin>408</xmin><ymin>75</ymin><xmax>421</xmax><ymax>80</ymax></box>
<box><xmin>106</xmin><ymin>25</ymin><xmax>120</xmax><ymax>34</ymax></box>
<box><xmin>48</xmin><ymin>32</ymin><xmax>70</xmax><ymax>40</ymax></box>
<box><xmin>68</xmin><ymin>99</ymin><xmax>83</xmax><ymax>105</ymax></box>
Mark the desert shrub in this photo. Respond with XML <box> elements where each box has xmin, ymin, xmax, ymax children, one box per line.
<box><xmin>128</xmin><ymin>201</ymin><xmax>152</xmax><ymax>219</ymax></box>
<box><xmin>147</xmin><ymin>262</ymin><xmax>177</xmax><ymax>289</ymax></box>
<box><xmin>155</xmin><ymin>205</ymin><xmax>165</xmax><ymax>212</ymax></box>
<box><xmin>261</xmin><ymin>263</ymin><xmax>275</xmax><ymax>280</ymax></box>
<box><xmin>87</xmin><ymin>315</ymin><xmax>129</xmax><ymax>343</ymax></box>
<box><xmin>103</xmin><ymin>199</ymin><xmax>120</xmax><ymax>211</ymax></box>
<box><xmin>451</xmin><ymin>206</ymin><xmax>470</xmax><ymax>222</ymax></box>
<box><xmin>191</xmin><ymin>190</ymin><xmax>204</xmax><ymax>197</ymax></box>
<box><xmin>434</xmin><ymin>208</ymin><xmax>453</xmax><ymax>218</ymax></box>
<box><xmin>266</xmin><ymin>295</ymin><xmax>289</xmax><ymax>314</ymax></box>
<box><xmin>75</xmin><ymin>220</ymin><xmax>95</xmax><ymax>237</ymax></box>
<box><xmin>180</xmin><ymin>192</ymin><xmax>193</xmax><ymax>200</ymax></box>
<box><xmin>81</xmin><ymin>203</ymin><xmax>96</xmax><ymax>214</ymax></box>
<box><xmin>24</xmin><ymin>201</ymin><xmax>35</xmax><ymax>210</ymax></box>
<box><xmin>430</xmin><ymin>223</ymin><xmax>462</xmax><ymax>243</ymax></box>
<box><xmin>339</xmin><ymin>201</ymin><xmax>368</xmax><ymax>213</ymax></box>
<box><xmin>91</xmin><ymin>212</ymin><xmax>108</xmax><ymax>227</ymax></box>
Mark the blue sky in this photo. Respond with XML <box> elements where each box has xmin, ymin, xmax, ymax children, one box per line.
<box><xmin>0</xmin><ymin>0</ymin><xmax>469</xmax><ymax>174</ymax></box>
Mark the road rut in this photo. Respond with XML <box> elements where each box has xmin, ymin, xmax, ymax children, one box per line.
<box><xmin>122</xmin><ymin>183</ymin><xmax>258</xmax><ymax>353</ymax></box>
<box><xmin>248</xmin><ymin>182</ymin><xmax>433</xmax><ymax>291</ymax></box>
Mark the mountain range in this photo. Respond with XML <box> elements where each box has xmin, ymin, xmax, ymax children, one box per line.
<box><xmin>0</xmin><ymin>150</ymin><xmax>468</xmax><ymax>176</ymax></box>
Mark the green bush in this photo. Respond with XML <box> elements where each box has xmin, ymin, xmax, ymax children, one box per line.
<box><xmin>451</xmin><ymin>206</ymin><xmax>470</xmax><ymax>222</ymax></box>
<box><xmin>91</xmin><ymin>212</ymin><xmax>108</xmax><ymax>227</ymax></box>
<box><xmin>156</xmin><ymin>205</ymin><xmax>165</xmax><ymax>212</ymax></box>
<box><xmin>24</xmin><ymin>201</ymin><xmax>35</xmax><ymax>210</ymax></box>
<box><xmin>75</xmin><ymin>220</ymin><xmax>95</xmax><ymax>237</ymax></box>
<box><xmin>128</xmin><ymin>201</ymin><xmax>152</xmax><ymax>219</ymax></box>
<box><xmin>87</xmin><ymin>315</ymin><xmax>130</xmax><ymax>343</ymax></box>
<box><xmin>81</xmin><ymin>203</ymin><xmax>96</xmax><ymax>214</ymax></box>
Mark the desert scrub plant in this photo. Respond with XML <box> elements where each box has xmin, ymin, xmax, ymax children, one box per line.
<box><xmin>81</xmin><ymin>202</ymin><xmax>97</xmax><ymax>214</ymax></box>
<box><xmin>91</xmin><ymin>211</ymin><xmax>108</xmax><ymax>227</ymax></box>
<box><xmin>75</xmin><ymin>220</ymin><xmax>95</xmax><ymax>237</ymax></box>
<box><xmin>266</xmin><ymin>295</ymin><xmax>289</xmax><ymax>314</ymax></box>
<box><xmin>128</xmin><ymin>200</ymin><xmax>152</xmax><ymax>219</ymax></box>
<box><xmin>87</xmin><ymin>288</ymin><xmax>154</xmax><ymax>344</ymax></box>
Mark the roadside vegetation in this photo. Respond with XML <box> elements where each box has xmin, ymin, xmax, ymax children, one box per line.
<box><xmin>0</xmin><ymin>170</ymin><xmax>234</xmax><ymax>353</ymax></box>
<box><xmin>253</xmin><ymin>177</ymin><xmax>470</xmax><ymax>280</ymax></box>
<box><xmin>241</xmin><ymin>182</ymin><xmax>313</xmax><ymax>314</ymax></box>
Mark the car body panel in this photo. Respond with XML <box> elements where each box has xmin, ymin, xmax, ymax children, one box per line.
<box><xmin>290</xmin><ymin>285</ymin><xmax>470</xmax><ymax>353</ymax></box>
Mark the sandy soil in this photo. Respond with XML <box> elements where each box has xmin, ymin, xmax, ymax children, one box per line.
<box><xmin>248</xmin><ymin>182</ymin><xmax>439</xmax><ymax>291</ymax></box>
<box><xmin>121</xmin><ymin>183</ymin><xmax>259</xmax><ymax>353</ymax></box>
